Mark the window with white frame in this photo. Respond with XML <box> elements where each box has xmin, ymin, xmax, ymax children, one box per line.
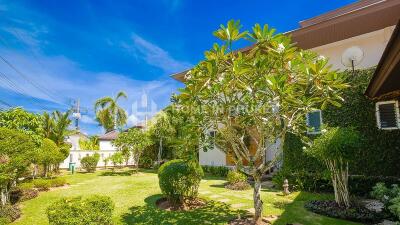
<box><xmin>376</xmin><ymin>100</ymin><xmax>400</xmax><ymax>130</ymax></box>
<box><xmin>306</xmin><ymin>110</ymin><xmax>322</xmax><ymax>134</ymax></box>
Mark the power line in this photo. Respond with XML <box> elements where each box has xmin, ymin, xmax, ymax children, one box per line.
<box><xmin>0</xmin><ymin>54</ymin><xmax>68</xmax><ymax>107</ymax></box>
<box><xmin>0</xmin><ymin>71</ymin><xmax>63</xmax><ymax>111</ymax></box>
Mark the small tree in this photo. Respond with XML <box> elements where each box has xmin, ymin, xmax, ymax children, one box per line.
<box><xmin>148</xmin><ymin>111</ymin><xmax>175</xmax><ymax>163</ymax></box>
<box><xmin>113</xmin><ymin>128</ymin><xmax>153</xmax><ymax>170</ymax></box>
<box><xmin>306</xmin><ymin>127</ymin><xmax>360</xmax><ymax>208</ymax></box>
<box><xmin>36</xmin><ymin>139</ymin><xmax>64</xmax><ymax>177</ymax></box>
<box><xmin>178</xmin><ymin>20</ymin><xmax>348</xmax><ymax>223</ymax></box>
<box><xmin>109</xmin><ymin>152</ymin><xmax>123</xmax><ymax>169</ymax></box>
<box><xmin>0</xmin><ymin>128</ymin><xmax>35</xmax><ymax>205</ymax></box>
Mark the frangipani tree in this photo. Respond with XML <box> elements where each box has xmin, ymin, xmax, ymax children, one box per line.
<box><xmin>178</xmin><ymin>20</ymin><xmax>348</xmax><ymax>223</ymax></box>
<box><xmin>113</xmin><ymin>128</ymin><xmax>153</xmax><ymax>170</ymax></box>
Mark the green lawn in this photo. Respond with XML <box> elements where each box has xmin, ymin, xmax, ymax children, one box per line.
<box><xmin>13</xmin><ymin>169</ymin><xmax>359</xmax><ymax>225</ymax></box>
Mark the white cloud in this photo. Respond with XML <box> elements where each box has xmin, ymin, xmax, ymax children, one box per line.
<box><xmin>127</xmin><ymin>114</ymin><xmax>139</xmax><ymax>126</ymax></box>
<box><xmin>80</xmin><ymin>115</ymin><xmax>97</xmax><ymax>125</ymax></box>
<box><xmin>127</xmin><ymin>33</ymin><xmax>192</xmax><ymax>74</ymax></box>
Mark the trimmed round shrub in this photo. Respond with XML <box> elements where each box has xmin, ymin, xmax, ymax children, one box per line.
<box><xmin>226</xmin><ymin>171</ymin><xmax>250</xmax><ymax>190</ymax></box>
<box><xmin>47</xmin><ymin>195</ymin><xmax>114</xmax><ymax>225</ymax></box>
<box><xmin>226</xmin><ymin>171</ymin><xmax>246</xmax><ymax>184</ymax></box>
<box><xmin>0</xmin><ymin>204</ymin><xmax>21</xmax><ymax>223</ymax></box>
<box><xmin>80</xmin><ymin>155</ymin><xmax>99</xmax><ymax>172</ymax></box>
<box><xmin>158</xmin><ymin>159</ymin><xmax>204</xmax><ymax>204</ymax></box>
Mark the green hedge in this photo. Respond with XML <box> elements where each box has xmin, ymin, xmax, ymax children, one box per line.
<box><xmin>282</xmin><ymin>68</ymin><xmax>400</xmax><ymax>178</ymax></box>
<box><xmin>201</xmin><ymin>165</ymin><xmax>231</xmax><ymax>177</ymax></box>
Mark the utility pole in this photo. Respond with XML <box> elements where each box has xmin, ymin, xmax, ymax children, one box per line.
<box><xmin>72</xmin><ymin>99</ymin><xmax>81</xmax><ymax>131</ymax></box>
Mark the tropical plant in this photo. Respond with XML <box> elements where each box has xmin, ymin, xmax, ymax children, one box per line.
<box><xmin>148</xmin><ymin>111</ymin><xmax>175</xmax><ymax>162</ymax></box>
<box><xmin>79</xmin><ymin>135</ymin><xmax>99</xmax><ymax>150</ymax></box>
<box><xmin>306</xmin><ymin>127</ymin><xmax>360</xmax><ymax>208</ymax></box>
<box><xmin>35</xmin><ymin>138</ymin><xmax>64</xmax><ymax>177</ymax></box>
<box><xmin>109</xmin><ymin>152</ymin><xmax>123</xmax><ymax>168</ymax></box>
<box><xmin>177</xmin><ymin>20</ymin><xmax>348</xmax><ymax>223</ymax></box>
<box><xmin>94</xmin><ymin>91</ymin><xmax>127</xmax><ymax>132</ymax></box>
<box><xmin>113</xmin><ymin>128</ymin><xmax>153</xmax><ymax>170</ymax></box>
<box><xmin>158</xmin><ymin>159</ymin><xmax>204</xmax><ymax>206</ymax></box>
<box><xmin>0</xmin><ymin>108</ymin><xmax>43</xmax><ymax>144</ymax></box>
<box><xmin>0</xmin><ymin>128</ymin><xmax>35</xmax><ymax>205</ymax></box>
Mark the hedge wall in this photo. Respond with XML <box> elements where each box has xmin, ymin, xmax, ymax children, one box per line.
<box><xmin>283</xmin><ymin>68</ymin><xmax>400</xmax><ymax>177</ymax></box>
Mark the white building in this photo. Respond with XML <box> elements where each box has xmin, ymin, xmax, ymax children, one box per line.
<box><xmin>172</xmin><ymin>0</ymin><xmax>400</xmax><ymax>167</ymax></box>
<box><xmin>60</xmin><ymin>130</ymin><xmax>135</xmax><ymax>169</ymax></box>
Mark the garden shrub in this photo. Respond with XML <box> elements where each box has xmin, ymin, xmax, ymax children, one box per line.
<box><xmin>49</xmin><ymin>177</ymin><xmax>67</xmax><ymax>187</ymax></box>
<box><xmin>226</xmin><ymin>171</ymin><xmax>246</xmax><ymax>184</ymax></box>
<box><xmin>158</xmin><ymin>159</ymin><xmax>204</xmax><ymax>204</ymax></box>
<box><xmin>80</xmin><ymin>155</ymin><xmax>99</xmax><ymax>172</ymax></box>
<box><xmin>225</xmin><ymin>171</ymin><xmax>250</xmax><ymax>190</ymax></box>
<box><xmin>32</xmin><ymin>179</ymin><xmax>51</xmax><ymax>191</ymax></box>
<box><xmin>18</xmin><ymin>182</ymin><xmax>34</xmax><ymax>190</ymax></box>
<box><xmin>388</xmin><ymin>196</ymin><xmax>400</xmax><ymax>221</ymax></box>
<box><xmin>201</xmin><ymin>165</ymin><xmax>230</xmax><ymax>177</ymax></box>
<box><xmin>0</xmin><ymin>204</ymin><xmax>21</xmax><ymax>223</ymax></box>
<box><xmin>47</xmin><ymin>195</ymin><xmax>114</xmax><ymax>225</ymax></box>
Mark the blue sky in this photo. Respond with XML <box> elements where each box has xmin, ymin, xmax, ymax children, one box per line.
<box><xmin>0</xmin><ymin>0</ymin><xmax>356</xmax><ymax>135</ymax></box>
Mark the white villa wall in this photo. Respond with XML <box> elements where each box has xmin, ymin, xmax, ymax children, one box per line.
<box><xmin>199</xmin><ymin>147</ymin><xmax>226</xmax><ymax>166</ymax></box>
<box><xmin>311</xmin><ymin>26</ymin><xmax>395</xmax><ymax>70</ymax></box>
<box><xmin>99</xmin><ymin>140</ymin><xmax>116</xmax><ymax>151</ymax></box>
<box><xmin>60</xmin><ymin>150</ymin><xmax>135</xmax><ymax>169</ymax></box>
<box><xmin>60</xmin><ymin>139</ymin><xmax>129</xmax><ymax>169</ymax></box>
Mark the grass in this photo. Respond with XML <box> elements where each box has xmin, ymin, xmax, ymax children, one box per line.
<box><xmin>12</xmin><ymin>169</ymin><xmax>360</xmax><ymax>225</ymax></box>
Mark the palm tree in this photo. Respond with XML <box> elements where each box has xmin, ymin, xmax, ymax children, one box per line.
<box><xmin>51</xmin><ymin>110</ymin><xmax>72</xmax><ymax>146</ymax></box>
<box><xmin>94</xmin><ymin>91</ymin><xmax>127</xmax><ymax>132</ymax></box>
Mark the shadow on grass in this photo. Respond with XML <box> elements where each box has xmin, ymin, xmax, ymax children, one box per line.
<box><xmin>121</xmin><ymin>194</ymin><xmax>246</xmax><ymax>225</ymax></box>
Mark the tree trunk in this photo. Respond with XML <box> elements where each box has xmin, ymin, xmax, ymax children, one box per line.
<box><xmin>158</xmin><ymin>138</ymin><xmax>163</xmax><ymax>162</ymax></box>
<box><xmin>253</xmin><ymin>174</ymin><xmax>263</xmax><ymax>224</ymax></box>
<box><xmin>44</xmin><ymin>164</ymin><xmax>48</xmax><ymax>178</ymax></box>
<box><xmin>1</xmin><ymin>186</ymin><xmax>8</xmax><ymax>206</ymax></box>
<box><xmin>327</xmin><ymin>160</ymin><xmax>350</xmax><ymax>208</ymax></box>
<box><xmin>33</xmin><ymin>164</ymin><xmax>38</xmax><ymax>179</ymax></box>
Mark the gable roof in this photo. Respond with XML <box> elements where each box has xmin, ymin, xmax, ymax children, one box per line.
<box><xmin>365</xmin><ymin>20</ymin><xmax>400</xmax><ymax>100</ymax></box>
<box><xmin>172</xmin><ymin>0</ymin><xmax>400</xmax><ymax>82</ymax></box>
<box><xmin>99</xmin><ymin>130</ymin><xmax>119</xmax><ymax>141</ymax></box>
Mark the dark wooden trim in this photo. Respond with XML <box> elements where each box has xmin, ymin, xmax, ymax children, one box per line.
<box><xmin>365</xmin><ymin>20</ymin><xmax>400</xmax><ymax>100</ymax></box>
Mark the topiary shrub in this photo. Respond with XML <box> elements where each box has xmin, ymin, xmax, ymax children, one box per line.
<box><xmin>47</xmin><ymin>195</ymin><xmax>114</xmax><ymax>225</ymax></box>
<box><xmin>226</xmin><ymin>171</ymin><xmax>247</xmax><ymax>184</ymax></box>
<box><xmin>225</xmin><ymin>170</ymin><xmax>250</xmax><ymax>190</ymax></box>
<box><xmin>0</xmin><ymin>204</ymin><xmax>21</xmax><ymax>223</ymax></box>
<box><xmin>158</xmin><ymin>159</ymin><xmax>204</xmax><ymax>205</ymax></box>
<box><xmin>80</xmin><ymin>155</ymin><xmax>99</xmax><ymax>172</ymax></box>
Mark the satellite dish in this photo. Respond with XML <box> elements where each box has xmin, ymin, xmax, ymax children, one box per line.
<box><xmin>341</xmin><ymin>46</ymin><xmax>364</xmax><ymax>68</ymax></box>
